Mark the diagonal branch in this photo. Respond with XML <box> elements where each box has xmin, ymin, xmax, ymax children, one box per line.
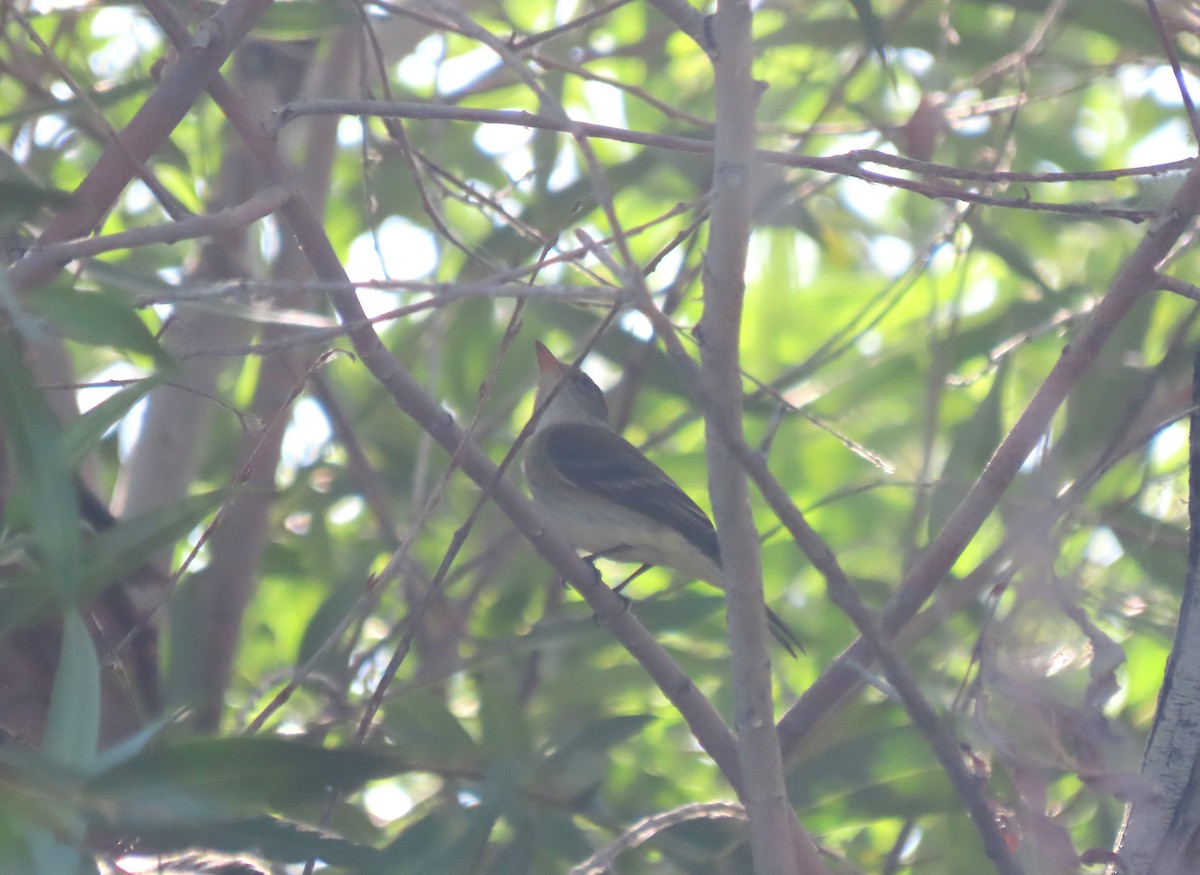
<box><xmin>136</xmin><ymin>0</ymin><xmax>752</xmax><ymax>803</ymax></box>
<box><xmin>778</xmin><ymin>157</ymin><xmax>1200</xmax><ymax>757</ymax></box>
<box><xmin>9</xmin><ymin>0</ymin><xmax>274</xmax><ymax>295</ymax></box>
<box><xmin>726</xmin><ymin>435</ymin><xmax>1021</xmax><ymax>875</ymax></box>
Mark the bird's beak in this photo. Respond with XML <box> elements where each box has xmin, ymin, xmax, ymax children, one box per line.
<box><xmin>535</xmin><ymin>342</ymin><xmax>566</xmax><ymax>379</ymax></box>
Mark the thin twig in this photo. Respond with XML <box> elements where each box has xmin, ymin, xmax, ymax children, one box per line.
<box><xmin>279</xmin><ymin>99</ymin><xmax>1169</xmax><ymax>221</ymax></box>
<box><xmin>777</xmin><ymin>157</ymin><xmax>1200</xmax><ymax>777</ymax></box>
<box><xmin>18</xmin><ymin>186</ymin><xmax>290</xmax><ymax>274</ymax></box>
<box><xmin>1145</xmin><ymin>0</ymin><xmax>1200</xmax><ymax>147</ymax></box>
<box><xmin>142</xmin><ymin>0</ymin><xmax>753</xmax><ymax>804</ymax></box>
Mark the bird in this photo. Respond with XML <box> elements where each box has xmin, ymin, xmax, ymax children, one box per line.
<box><xmin>524</xmin><ymin>342</ymin><xmax>804</xmax><ymax>657</ymax></box>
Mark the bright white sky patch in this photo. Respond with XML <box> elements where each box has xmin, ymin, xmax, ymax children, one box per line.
<box><xmin>364</xmin><ymin>781</ymin><xmax>416</xmax><ymax>822</ymax></box>
<box><xmin>1131</xmin><ymin>63</ymin><xmax>1200</xmax><ymax>107</ymax></box>
<box><xmin>856</xmin><ymin>329</ymin><xmax>882</xmax><ymax>357</ymax></box>
<box><xmin>1085</xmin><ymin>526</ymin><xmax>1124</xmax><ymax>567</ymax></box>
<box><xmin>122</xmin><ymin>180</ymin><xmax>155</xmax><ymax>215</ymax></box>
<box><xmin>258</xmin><ymin>213</ymin><xmax>280</xmax><ymax>264</ymax></box>
<box><xmin>345</xmin><ymin>217</ymin><xmax>439</xmax><ymax>319</ymax></box>
<box><xmin>475</xmin><ymin>123</ymin><xmax>533</xmax><ymax>156</ymax></box>
<box><xmin>1150</xmin><ymin>420</ymin><xmax>1187</xmax><ymax>467</ymax></box>
<box><xmin>619</xmin><ymin>309</ymin><xmax>654</xmax><ymax>341</ymax></box>
<box><xmin>280</xmin><ymin>396</ymin><xmax>332</xmax><ymax>474</ymax></box>
<box><xmin>438</xmin><ymin>46</ymin><xmax>500</xmax><ymax>93</ymax></box>
<box><xmin>840</xmin><ymin>173</ymin><xmax>895</xmax><ymax>222</ymax></box>
<box><xmin>554</xmin><ymin>0</ymin><xmax>581</xmax><ymax>25</ymax></box>
<box><xmin>328</xmin><ymin>495</ymin><xmax>365</xmax><ymax>526</ymax></box>
<box><xmin>581</xmin><ymin>78</ymin><xmax>627</xmax><ymax>130</ymax></box>
<box><xmin>347</xmin><ymin>216</ymin><xmax>438</xmax><ymax>280</ymax></box>
<box><xmin>76</xmin><ymin>361</ymin><xmax>149</xmax><ymax>461</ymax></box>
<box><xmin>337</xmin><ymin>115</ymin><xmax>365</xmax><ymax>147</ymax></box>
<box><xmin>88</xmin><ymin>6</ymin><xmax>161</xmax><ymax>79</ymax></box>
<box><xmin>868</xmin><ymin>235</ymin><xmax>913</xmax><ymax>277</ymax></box>
<box><xmin>1129</xmin><ymin>119</ymin><xmax>1190</xmax><ymax>168</ymax></box>
<box><xmin>547</xmin><ymin>144</ymin><xmax>579</xmax><ymax>191</ymax></box>
<box><xmin>33</xmin><ymin>113</ymin><xmax>68</xmax><ymax>150</ymax></box>
<box><xmin>960</xmin><ymin>274</ymin><xmax>997</xmax><ymax>316</ymax></box>
<box><xmin>898</xmin><ymin>47</ymin><xmax>934</xmax><ymax>77</ymax></box>
<box><xmin>476</xmin><ymin>123</ymin><xmax>535</xmax><ymax>183</ymax></box>
<box><xmin>396</xmin><ymin>34</ymin><xmax>444</xmax><ymax>91</ymax></box>
<box><xmin>1020</xmin><ymin>432</ymin><xmax>1050</xmax><ymax>472</ymax></box>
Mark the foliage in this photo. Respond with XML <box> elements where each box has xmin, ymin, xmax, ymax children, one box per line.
<box><xmin>0</xmin><ymin>0</ymin><xmax>1196</xmax><ymax>872</ymax></box>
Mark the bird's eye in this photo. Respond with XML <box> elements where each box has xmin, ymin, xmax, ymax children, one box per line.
<box><xmin>575</xmin><ymin>372</ymin><xmax>609</xmax><ymax>420</ymax></box>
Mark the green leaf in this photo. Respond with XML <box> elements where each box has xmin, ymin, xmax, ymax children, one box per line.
<box><xmin>124</xmin><ymin>815</ymin><xmax>383</xmax><ymax>868</ymax></box>
<box><xmin>92</xmin><ymin>737</ymin><xmax>403</xmax><ymax>824</ymax></box>
<box><xmin>0</xmin><ymin>181</ymin><xmax>73</xmax><ymax>227</ymax></box>
<box><xmin>477</xmin><ymin>670</ymin><xmax>531</xmax><ymax>760</ymax></box>
<box><xmin>81</xmin><ymin>489</ymin><xmax>228</xmax><ymax>587</ymax></box>
<box><xmin>0</xmin><ymin>78</ymin><xmax>151</xmax><ymax>127</ymax></box>
<box><xmin>296</xmin><ymin>572</ymin><xmax>367</xmax><ymax>668</ymax></box>
<box><xmin>42</xmin><ymin>611</ymin><xmax>100</xmax><ymax>772</ymax></box>
<box><xmin>928</xmin><ymin>362</ymin><xmax>1006</xmax><ymax>541</ymax></box>
<box><xmin>629</xmin><ymin>593</ymin><xmax>726</xmax><ymax>632</ymax></box>
<box><xmin>845</xmin><ymin>0</ymin><xmax>888</xmax><ymax>65</ymax></box>
<box><xmin>26</xmin><ymin>823</ymin><xmax>95</xmax><ymax>875</ymax></box>
<box><xmin>0</xmin><ymin>490</ymin><xmax>230</xmax><ymax>636</ymax></box>
<box><xmin>91</xmin><ymin>714</ymin><xmax>173</xmax><ymax>774</ymax></box>
<box><xmin>535</xmin><ymin>714</ymin><xmax>654</xmax><ymax>776</ymax></box>
<box><xmin>26</xmin><ymin>283</ymin><xmax>172</xmax><ymax>368</ymax></box>
<box><xmin>0</xmin><ymin>319</ymin><xmax>81</xmax><ymax>602</ymax></box>
<box><xmin>62</xmin><ymin>374</ymin><xmax>165</xmax><ymax>468</ymax></box>
<box><xmin>383</xmin><ymin>690</ymin><xmax>481</xmax><ymax>772</ymax></box>
<box><xmin>528</xmin><ymin>714</ymin><xmax>655</xmax><ymax>796</ymax></box>
<box><xmin>3</xmin><ymin>747</ymin><xmax>381</xmax><ymax>870</ymax></box>
<box><xmin>383</xmin><ymin>806</ymin><xmax>498</xmax><ymax>875</ymax></box>
<box><xmin>194</xmin><ymin>0</ymin><xmax>356</xmax><ymax>39</ymax></box>
<box><xmin>30</xmin><ymin>612</ymin><xmax>98</xmax><ymax>873</ymax></box>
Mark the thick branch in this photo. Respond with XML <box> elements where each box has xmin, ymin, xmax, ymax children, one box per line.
<box><xmin>138</xmin><ymin>0</ymin><xmax>750</xmax><ymax>801</ymax></box>
<box><xmin>727</xmin><ymin>437</ymin><xmax>1021</xmax><ymax>875</ymax></box>
<box><xmin>701</xmin><ymin>3</ymin><xmax>803</xmax><ymax>875</ymax></box>
<box><xmin>1114</xmin><ymin>347</ymin><xmax>1200</xmax><ymax>873</ymax></box>
<box><xmin>779</xmin><ymin>158</ymin><xmax>1200</xmax><ymax>757</ymax></box>
<box><xmin>9</xmin><ymin>0</ymin><xmax>274</xmax><ymax>295</ymax></box>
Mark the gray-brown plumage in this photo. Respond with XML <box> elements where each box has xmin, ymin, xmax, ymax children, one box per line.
<box><xmin>525</xmin><ymin>343</ymin><xmax>803</xmax><ymax>657</ymax></box>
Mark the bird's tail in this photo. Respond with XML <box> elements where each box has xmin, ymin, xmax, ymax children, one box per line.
<box><xmin>766</xmin><ymin>606</ymin><xmax>806</xmax><ymax>659</ymax></box>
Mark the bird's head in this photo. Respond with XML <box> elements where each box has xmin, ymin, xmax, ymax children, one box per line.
<box><xmin>533</xmin><ymin>342</ymin><xmax>610</xmax><ymax>429</ymax></box>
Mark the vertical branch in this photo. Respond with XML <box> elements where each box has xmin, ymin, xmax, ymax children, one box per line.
<box><xmin>779</xmin><ymin>157</ymin><xmax>1200</xmax><ymax>756</ymax></box>
<box><xmin>1113</xmin><ymin>348</ymin><xmax>1200</xmax><ymax>874</ymax></box>
<box><xmin>138</xmin><ymin>0</ymin><xmax>752</xmax><ymax>802</ymax></box>
<box><xmin>701</xmin><ymin>4</ymin><xmax>802</xmax><ymax>874</ymax></box>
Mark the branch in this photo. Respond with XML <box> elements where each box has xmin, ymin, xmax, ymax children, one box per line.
<box><xmin>8</xmin><ymin>0</ymin><xmax>274</xmax><ymax>295</ymax></box>
<box><xmin>701</xmin><ymin>3</ymin><xmax>803</xmax><ymax>875</ymax></box>
<box><xmin>726</xmin><ymin>437</ymin><xmax>1022</xmax><ymax>875</ymax></box>
<box><xmin>280</xmin><ymin>99</ymin><xmax>1173</xmax><ymax>222</ymax></box>
<box><xmin>1113</xmin><ymin>347</ymin><xmax>1200</xmax><ymax>872</ymax></box>
<box><xmin>17</xmin><ymin>186</ymin><xmax>290</xmax><ymax>275</ymax></box>
<box><xmin>569</xmin><ymin>801</ymin><xmax>747</xmax><ymax>875</ymax></box>
<box><xmin>644</xmin><ymin>0</ymin><xmax>712</xmax><ymax>54</ymax></box>
<box><xmin>778</xmin><ymin>156</ymin><xmax>1200</xmax><ymax>758</ymax></box>
<box><xmin>139</xmin><ymin>0</ymin><xmax>752</xmax><ymax>803</ymax></box>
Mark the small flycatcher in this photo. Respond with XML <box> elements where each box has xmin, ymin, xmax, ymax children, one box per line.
<box><xmin>525</xmin><ymin>342</ymin><xmax>803</xmax><ymax>657</ymax></box>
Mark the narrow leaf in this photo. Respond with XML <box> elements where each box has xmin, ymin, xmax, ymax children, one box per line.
<box><xmin>63</xmin><ymin>374</ymin><xmax>164</xmax><ymax>468</ymax></box>
<box><xmin>0</xmin><ymin>318</ymin><xmax>81</xmax><ymax>602</ymax></box>
<box><xmin>42</xmin><ymin>611</ymin><xmax>100</xmax><ymax>772</ymax></box>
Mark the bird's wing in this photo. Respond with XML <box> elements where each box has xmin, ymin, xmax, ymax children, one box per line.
<box><xmin>541</xmin><ymin>423</ymin><xmax>721</xmax><ymax>564</ymax></box>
